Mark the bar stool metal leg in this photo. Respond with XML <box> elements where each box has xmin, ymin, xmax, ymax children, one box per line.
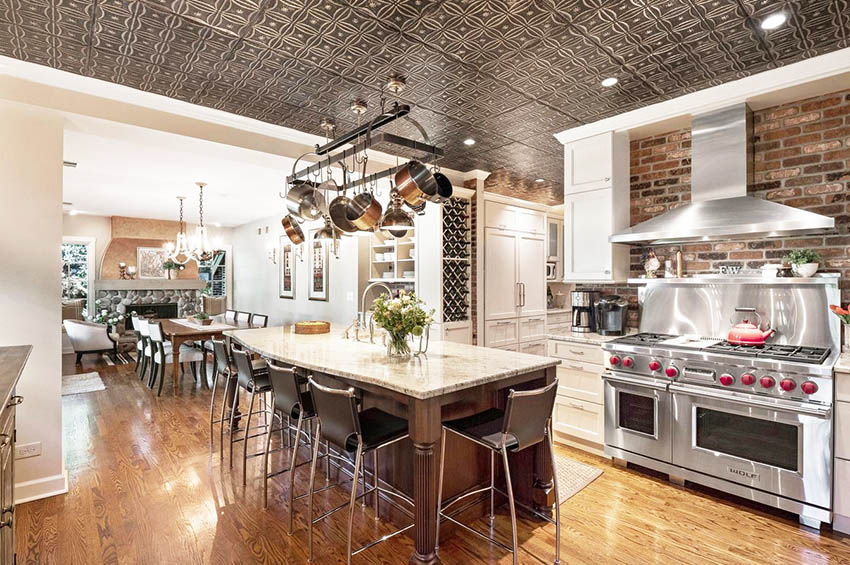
<box><xmin>547</xmin><ymin>423</ymin><xmax>561</xmax><ymax>565</ymax></box>
<box><xmin>228</xmin><ymin>385</ymin><xmax>239</xmax><ymax>467</ymax></box>
<box><xmin>307</xmin><ymin>422</ymin><xmax>322</xmax><ymax>563</ymax></box>
<box><xmin>209</xmin><ymin>365</ymin><xmax>220</xmax><ymax>450</ymax></box>
<box><xmin>435</xmin><ymin>428</ymin><xmax>446</xmax><ymax>551</ymax></box>
<box><xmin>490</xmin><ymin>450</ymin><xmax>495</xmax><ymax>525</ymax></box>
<box><xmin>501</xmin><ymin>441</ymin><xmax>519</xmax><ymax>565</ymax></box>
<box><xmin>373</xmin><ymin>450</ymin><xmax>379</xmax><ymax>519</ymax></box>
<box><xmin>347</xmin><ymin>444</ymin><xmax>364</xmax><ymax>565</ymax></box>
<box><xmin>219</xmin><ymin>373</ymin><xmax>231</xmax><ymax>460</ymax></box>
<box><xmin>287</xmin><ymin>412</ymin><xmax>305</xmax><ymax>534</ymax></box>
<box><xmin>243</xmin><ymin>388</ymin><xmax>257</xmax><ymax>485</ymax></box>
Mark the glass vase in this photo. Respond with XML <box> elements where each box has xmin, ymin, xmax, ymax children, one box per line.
<box><xmin>386</xmin><ymin>332</ymin><xmax>411</xmax><ymax>360</ymax></box>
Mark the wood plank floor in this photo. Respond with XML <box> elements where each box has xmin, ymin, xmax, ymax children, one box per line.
<box><xmin>14</xmin><ymin>355</ymin><xmax>850</xmax><ymax>564</ymax></box>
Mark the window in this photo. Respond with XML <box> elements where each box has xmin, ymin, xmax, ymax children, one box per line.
<box><xmin>199</xmin><ymin>251</ymin><xmax>226</xmax><ymax>297</ymax></box>
<box><xmin>61</xmin><ymin>242</ymin><xmax>89</xmax><ymax>300</ymax></box>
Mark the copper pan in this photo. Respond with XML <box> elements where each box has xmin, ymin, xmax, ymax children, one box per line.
<box><xmin>395</xmin><ymin>160</ymin><xmax>438</xmax><ymax>205</ymax></box>
<box><xmin>281</xmin><ymin>214</ymin><xmax>305</xmax><ymax>244</ymax></box>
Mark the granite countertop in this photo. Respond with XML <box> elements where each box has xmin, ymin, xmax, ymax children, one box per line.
<box><xmin>834</xmin><ymin>353</ymin><xmax>850</xmax><ymax>373</ymax></box>
<box><xmin>547</xmin><ymin>327</ymin><xmax>636</xmax><ymax>345</ymax></box>
<box><xmin>546</xmin><ymin>308</ymin><xmax>570</xmax><ymax>315</ymax></box>
<box><xmin>226</xmin><ymin>326</ymin><xmax>560</xmax><ymax>400</ymax></box>
<box><xmin>0</xmin><ymin>345</ymin><xmax>31</xmax><ymax>409</ymax></box>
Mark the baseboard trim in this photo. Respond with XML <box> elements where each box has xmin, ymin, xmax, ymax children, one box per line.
<box><xmin>834</xmin><ymin>514</ymin><xmax>850</xmax><ymax>535</ymax></box>
<box><xmin>14</xmin><ymin>470</ymin><xmax>69</xmax><ymax>504</ymax></box>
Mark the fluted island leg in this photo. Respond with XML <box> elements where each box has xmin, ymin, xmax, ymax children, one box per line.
<box><xmin>409</xmin><ymin>398</ymin><xmax>441</xmax><ymax>565</ymax></box>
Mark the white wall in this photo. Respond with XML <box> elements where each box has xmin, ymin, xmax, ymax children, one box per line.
<box><xmin>0</xmin><ymin>100</ymin><xmax>67</xmax><ymax>501</ymax></box>
<box><xmin>231</xmin><ymin>215</ymin><xmax>365</xmax><ymax>326</ymax></box>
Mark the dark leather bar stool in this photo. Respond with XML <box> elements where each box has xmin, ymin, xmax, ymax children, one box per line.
<box><xmin>306</xmin><ymin>377</ymin><xmax>413</xmax><ymax>564</ymax></box>
<box><xmin>230</xmin><ymin>349</ymin><xmax>274</xmax><ymax>485</ymax></box>
<box><xmin>209</xmin><ymin>339</ymin><xmax>236</xmax><ymax>458</ymax></box>
<box><xmin>436</xmin><ymin>380</ymin><xmax>561</xmax><ymax>565</ymax></box>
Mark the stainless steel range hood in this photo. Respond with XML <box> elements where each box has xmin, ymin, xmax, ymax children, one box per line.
<box><xmin>609</xmin><ymin>103</ymin><xmax>834</xmax><ymax>244</ymax></box>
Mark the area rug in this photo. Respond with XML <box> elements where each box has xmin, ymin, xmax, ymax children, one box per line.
<box><xmin>554</xmin><ymin>453</ymin><xmax>603</xmax><ymax>503</ymax></box>
<box><xmin>103</xmin><ymin>351</ymin><xmax>136</xmax><ymax>366</ymax></box>
<box><xmin>62</xmin><ymin>372</ymin><xmax>106</xmax><ymax>396</ymax></box>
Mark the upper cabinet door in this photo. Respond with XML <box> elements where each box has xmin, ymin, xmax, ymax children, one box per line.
<box><xmin>564</xmin><ymin>188</ymin><xmax>613</xmax><ymax>279</ymax></box>
<box><xmin>517</xmin><ymin>233</ymin><xmax>547</xmax><ymax>317</ymax></box>
<box><xmin>547</xmin><ymin>217</ymin><xmax>563</xmax><ymax>261</ymax></box>
<box><xmin>515</xmin><ymin>207</ymin><xmax>546</xmax><ymax>235</ymax></box>
<box><xmin>564</xmin><ymin>132</ymin><xmax>613</xmax><ymax>195</ymax></box>
<box><xmin>484</xmin><ymin>201</ymin><xmax>517</xmax><ymax>230</ymax></box>
<box><xmin>484</xmin><ymin>228</ymin><xmax>519</xmax><ymax>320</ymax></box>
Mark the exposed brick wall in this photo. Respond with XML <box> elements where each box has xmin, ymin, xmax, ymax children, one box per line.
<box><xmin>484</xmin><ymin>168</ymin><xmax>560</xmax><ymax>206</ymax></box>
<box><xmin>465</xmin><ymin>178</ymin><xmax>479</xmax><ymax>345</ymax></box>
<box><xmin>579</xmin><ymin>87</ymin><xmax>850</xmax><ymax>327</ymax></box>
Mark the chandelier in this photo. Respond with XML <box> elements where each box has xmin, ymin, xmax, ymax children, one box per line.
<box><xmin>164</xmin><ymin>196</ymin><xmax>193</xmax><ymax>265</ymax></box>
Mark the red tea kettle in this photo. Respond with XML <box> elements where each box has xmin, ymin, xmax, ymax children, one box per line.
<box><xmin>728</xmin><ymin>307</ymin><xmax>774</xmax><ymax>346</ymax></box>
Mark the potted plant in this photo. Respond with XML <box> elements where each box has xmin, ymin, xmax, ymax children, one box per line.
<box><xmin>192</xmin><ymin>311</ymin><xmax>212</xmax><ymax>326</ymax></box>
<box><xmin>371</xmin><ymin>289</ymin><xmax>434</xmax><ymax>359</ymax></box>
<box><xmin>783</xmin><ymin>249</ymin><xmax>822</xmax><ymax>278</ymax></box>
<box><xmin>162</xmin><ymin>259</ymin><xmax>178</xmax><ymax>280</ymax></box>
<box><xmin>83</xmin><ymin>309</ymin><xmax>125</xmax><ymax>330</ymax></box>
<box><xmin>830</xmin><ymin>304</ymin><xmax>850</xmax><ymax>351</ymax></box>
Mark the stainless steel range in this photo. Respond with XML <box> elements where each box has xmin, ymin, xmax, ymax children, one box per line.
<box><xmin>601</xmin><ymin>275</ymin><xmax>840</xmax><ymax>529</ymax></box>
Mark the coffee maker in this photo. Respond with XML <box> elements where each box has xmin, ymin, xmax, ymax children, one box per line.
<box><xmin>594</xmin><ymin>295</ymin><xmax>628</xmax><ymax>336</ymax></box>
<box><xmin>571</xmin><ymin>290</ymin><xmax>598</xmax><ymax>333</ymax></box>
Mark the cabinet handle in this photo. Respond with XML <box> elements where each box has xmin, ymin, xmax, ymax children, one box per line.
<box><xmin>567</xmin><ymin>402</ymin><xmax>592</xmax><ymax>412</ymax></box>
<box><xmin>7</xmin><ymin>396</ymin><xmax>22</xmax><ymax>407</ymax></box>
<box><xmin>604</xmin><ymin>177</ymin><xmax>610</xmax><ymax>182</ymax></box>
<box><xmin>567</xmin><ymin>364</ymin><xmax>584</xmax><ymax>371</ymax></box>
<box><xmin>0</xmin><ymin>508</ymin><xmax>12</xmax><ymax>529</ymax></box>
<box><xmin>0</xmin><ymin>435</ymin><xmax>9</xmax><ymax>448</ymax></box>
<box><xmin>568</xmin><ymin>349</ymin><xmax>585</xmax><ymax>356</ymax></box>
<box><xmin>495</xmin><ymin>321</ymin><xmax>513</xmax><ymax>326</ymax></box>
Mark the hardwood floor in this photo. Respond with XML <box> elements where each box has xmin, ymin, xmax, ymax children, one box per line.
<box><xmin>14</xmin><ymin>355</ymin><xmax>850</xmax><ymax>564</ymax></box>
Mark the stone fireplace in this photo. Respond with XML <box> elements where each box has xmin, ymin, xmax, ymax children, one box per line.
<box><xmin>94</xmin><ymin>279</ymin><xmax>206</xmax><ymax>321</ymax></box>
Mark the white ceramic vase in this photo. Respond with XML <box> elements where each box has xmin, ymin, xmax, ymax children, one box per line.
<box><xmin>792</xmin><ymin>262</ymin><xmax>819</xmax><ymax>277</ymax></box>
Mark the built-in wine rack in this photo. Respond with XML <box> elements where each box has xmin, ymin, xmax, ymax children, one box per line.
<box><xmin>442</xmin><ymin>197</ymin><xmax>471</xmax><ymax>322</ymax></box>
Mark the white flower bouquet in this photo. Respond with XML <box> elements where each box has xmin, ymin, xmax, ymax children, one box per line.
<box><xmin>371</xmin><ymin>289</ymin><xmax>434</xmax><ymax>358</ymax></box>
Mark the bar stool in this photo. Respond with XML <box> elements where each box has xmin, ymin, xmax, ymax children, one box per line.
<box><xmin>307</xmin><ymin>377</ymin><xmax>413</xmax><ymax>564</ymax></box>
<box><xmin>231</xmin><ymin>349</ymin><xmax>274</xmax><ymax>485</ymax></box>
<box><xmin>435</xmin><ymin>380</ymin><xmax>561</xmax><ymax>565</ymax></box>
<box><xmin>148</xmin><ymin>321</ymin><xmax>205</xmax><ymax>396</ymax></box>
<box><xmin>209</xmin><ymin>339</ymin><xmax>236</xmax><ymax>457</ymax></box>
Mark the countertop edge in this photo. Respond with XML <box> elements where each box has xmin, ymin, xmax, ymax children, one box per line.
<box><xmin>0</xmin><ymin>345</ymin><xmax>32</xmax><ymax>410</ymax></box>
<box><xmin>227</xmin><ymin>331</ymin><xmax>560</xmax><ymax>400</ymax></box>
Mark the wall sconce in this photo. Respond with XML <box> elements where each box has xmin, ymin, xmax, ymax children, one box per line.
<box><xmin>268</xmin><ymin>246</ymin><xmax>277</xmax><ymax>265</ymax></box>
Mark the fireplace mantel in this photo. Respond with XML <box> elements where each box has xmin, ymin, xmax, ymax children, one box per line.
<box><xmin>94</xmin><ymin>280</ymin><xmax>207</xmax><ymax>291</ymax></box>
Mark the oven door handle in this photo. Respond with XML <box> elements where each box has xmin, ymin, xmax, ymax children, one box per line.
<box><xmin>602</xmin><ymin>371</ymin><xmax>668</xmax><ymax>392</ymax></box>
<box><xmin>669</xmin><ymin>383</ymin><xmax>832</xmax><ymax>418</ymax></box>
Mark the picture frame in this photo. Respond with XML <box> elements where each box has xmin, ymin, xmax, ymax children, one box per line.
<box><xmin>307</xmin><ymin>230</ymin><xmax>329</xmax><ymax>301</ymax></box>
<box><xmin>279</xmin><ymin>236</ymin><xmax>296</xmax><ymax>299</ymax></box>
<box><xmin>136</xmin><ymin>247</ymin><xmax>169</xmax><ymax>279</ymax></box>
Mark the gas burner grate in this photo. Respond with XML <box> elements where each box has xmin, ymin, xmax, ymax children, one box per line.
<box><xmin>610</xmin><ymin>332</ymin><xmax>677</xmax><ymax>346</ymax></box>
<box><xmin>703</xmin><ymin>342</ymin><xmax>831</xmax><ymax>364</ymax></box>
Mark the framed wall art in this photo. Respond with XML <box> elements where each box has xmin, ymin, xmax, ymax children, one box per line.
<box><xmin>307</xmin><ymin>230</ymin><xmax>329</xmax><ymax>301</ymax></box>
<box><xmin>279</xmin><ymin>237</ymin><xmax>296</xmax><ymax>299</ymax></box>
<box><xmin>136</xmin><ymin>247</ymin><xmax>169</xmax><ymax>279</ymax></box>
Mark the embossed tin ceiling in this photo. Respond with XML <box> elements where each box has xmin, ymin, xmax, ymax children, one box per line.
<box><xmin>1</xmin><ymin>0</ymin><xmax>849</xmax><ymax>201</ymax></box>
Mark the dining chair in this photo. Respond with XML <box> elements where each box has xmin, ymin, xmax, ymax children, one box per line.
<box><xmin>306</xmin><ymin>377</ymin><xmax>413</xmax><ymax>564</ymax></box>
<box><xmin>224</xmin><ymin>309</ymin><xmax>237</xmax><ymax>324</ymax></box>
<box><xmin>130</xmin><ymin>316</ymin><xmax>145</xmax><ymax>375</ymax></box>
<box><xmin>137</xmin><ymin>318</ymin><xmax>153</xmax><ymax>383</ymax></box>
<box><xmin>148</xmin><ymin>321</ymin><xmax>205</xmax><ymax>396</ymax></box>
<box><xmin>230</xmin><ymin>349</ymin><xmax>273</xmax><ymax>484</ymax></box>
<box><xmin>236</xmin><ymin>311</ymin><xmax>251</xmax><ymax>327</ymax></box>
<box><xmin>435</xmin><ymin>380</ymin><xmax>561</xmax><ymax>565</ymax></box>
<box><xmin>251</xmin><ymin>313</ymin><xmax>269</xmax><ymax>328</ymax></box>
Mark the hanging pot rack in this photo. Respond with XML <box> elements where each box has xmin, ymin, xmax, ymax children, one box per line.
<box><xmin>285</xmin><ymin>101</ymin><xmax>444</xmax><ymax>189</ymax></box>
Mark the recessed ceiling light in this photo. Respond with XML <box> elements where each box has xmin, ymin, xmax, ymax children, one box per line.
<box><xmin>535</xmin><ymin>178</ymin><xmax>545</xmax><ymax>183</ymax></box>
<box><xmin>463</xmin><ymin>138</ymin><xmax>476</xmax><ymax>146</ymax></box>
<box><xmin>601</xmin><ymin>77</ymin><xmax>618</xmax><ymax>87</ymax></box>
<box><xmin>760</xmin><ymin>12</ymin><xmax>787</xmax><ymax>30</ymax></box>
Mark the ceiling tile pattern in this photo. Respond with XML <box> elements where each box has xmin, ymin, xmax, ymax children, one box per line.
<box><xmin>2</xmin><ymin>0</ymin><xmax>849</xmax><ymax>198</ymax></box>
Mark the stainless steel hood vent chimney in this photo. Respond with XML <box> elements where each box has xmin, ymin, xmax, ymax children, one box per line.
<box><xmin>609</xmin><ymin>103</ymin><xmax>834</xmax><ymax>244</ymax></box>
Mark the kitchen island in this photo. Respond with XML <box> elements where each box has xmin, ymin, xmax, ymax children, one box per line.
<box><xmin>226</xmin><ymin>325</ymin><xmax>560</xmax><ymax>564</ymax></box>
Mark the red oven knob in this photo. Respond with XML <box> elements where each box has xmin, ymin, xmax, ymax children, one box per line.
<box><xmin>665</xmin><ymin>366</ymin><xmax>679</xmax><ymax>378</ymax></box>
<box><xmin>622</xmin><ymin>357</ymin><xmax>634</xmax><ymax>368</ymax></box>
<box><xmin>760</xmin><ymin>376</ymin><xmax>775</xmax><ymax>389</ymax></box>
<box><xmin>719</xmin><ymin>374</ymin><xmax>734</xmax><ymax>386</ymax></box>
<box><xmin>649</xmin><ymin>360</ymin><xmax>661</xmax><ymax>372</ymax></box>
<box><xmin>779</xmin><ymin>378</ymin><xmax>796</xmax><ymax>392</ymax></box>
<box><xmin>801</xmin><ymin>381</ymin><xmax>819</xmax><ymax>395</ymax></box>
<box><xmin>609</xmin><ymin>355</ymin><xmax>621</xmax><ymax>366</ymax></box>
<box><xmin>741</xmin><ymin>373</ymin><xmax>756</xmax><ymax>386</ymax></box>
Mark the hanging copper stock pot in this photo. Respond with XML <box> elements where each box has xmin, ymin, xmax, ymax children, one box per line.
<box><xmin>346</xmin><ymin>159</ymin><xmax>383</xmax><ymax>231</ymax></box>
<box><xmin>395</xmin><ymin>159</ymin><xmax>439</xmax><ymax>206</ymax></box>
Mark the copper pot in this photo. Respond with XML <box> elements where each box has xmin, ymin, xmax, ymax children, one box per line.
<box><xmin>328</xmin><ymin>171</ymin><xmax>358</xmax><ymax>234</ymax></box>
<box><xmin>395</xmin><ymin>160</ymin><xmax>438</xmax><ymax>205</ymax></box>
<box><xmin>346</xmin><ymin>191</ymin><xmax>383</xmax><ymax>230</ymax></box>
<box><xmin>281</xmin><ymin>214</ymin><xmax>305</xmax><ymax>244</ymax></box>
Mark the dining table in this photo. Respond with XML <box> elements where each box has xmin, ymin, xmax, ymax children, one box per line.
<box><xmin>158</xmin><ymin>318</ymin><xmax>246</xmax><ymax>393</ymax></box>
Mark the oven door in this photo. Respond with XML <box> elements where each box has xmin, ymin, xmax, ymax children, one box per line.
<box><xmin>603</xmin><ymin>372</ymin><xmax>672</xmax><ymax>463</ymax></box>
<box><xmin>670</xmin><ymin>383</ymin><xmax>832</xmax><ymax>510</ymax></box>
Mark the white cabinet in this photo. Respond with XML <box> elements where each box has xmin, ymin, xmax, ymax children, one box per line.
<box><xmin>516</xmin><ymin>207</ymin><xmax>546</xmax><ymax>235</ymax></box>
<box><xmin>561</xmin><ymin>131</ymin><xmax>630</xmax><ymax>282</ymax></box>
<box><xmin>485</xmin><ymin>319</ymin><xmax>518</xmax><ymax>348</ymax></box>
<box><xmin>484</xmin><ymin>229</ymin><xmax>519</xmax><ymax>320</ymax></box>
<box><xmin>520</xmin><ymin>340</ymin><xmax>547</xmax><ymax>356</ymax></box>
<box><xmin>518</xmin><ymin>316</ymin><xmax>546</xmax><ymax>342</ymax></box>
<box><xmin>517</xmin><ymin>233</ymin><xmax>546</xmax><ymax>317</ymax></box>
<box><xmin>485</xmin><ymin>201</ymin><xmax>544</xmax><ymax>235</ymax></box>
<box><xmin>564</xmin><ymin>132</ymin><xmax>614</xmax><ymax>195</ymax></box>
<box><xmin>547</xmin><ymin>216</ymin><xmax>563</xmax><ymax>262</ymax></box>
<box><xmin>834</xmin><ymin>371</ymin><xmax>850</xmax><ymax>534</ymax></box>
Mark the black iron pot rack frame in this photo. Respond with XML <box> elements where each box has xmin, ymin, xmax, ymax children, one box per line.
<box><xmin>285</xmin><ymin>103</ymin><xmax>444</xmax><ymax>189</ymax></box>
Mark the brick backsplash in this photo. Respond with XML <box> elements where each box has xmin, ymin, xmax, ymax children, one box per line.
<box><xmin>579</xmin><ymin>87</ymin><xmax>850</xmax><ymax>326</ymax></box>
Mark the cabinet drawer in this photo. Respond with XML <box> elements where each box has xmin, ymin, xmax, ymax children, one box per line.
<box><xmin>485</xmin><ymin>319</ymin><xmax>518</xmax><ymax>348</ymax></box>
<box><xmin>547</xmin><ymin>313</ymin><xmax>571</xmax><ymax>326</ymax></box>
<box><xmin>837</xmin><ymin>401</ymin><xmax>850</xmax><ymax>460</ymax></box>
<box><xmin>837</xmin><ymin>375</ymin><xmax>850</xmax><ymax>403</ymax></box>
<box><xmin>837</xmin><ymin>459</ymin><xmax>850</xmax><ymax>517</ymax></box>
<box><xmin>518</xmin><ymin>316</ymin><xmax>547</xmax><ymax>342</ymax></box>
<box><xmin>556</xmin><ymin>363</ymin><xmax>604</xmax><ymax>404</ymax></box>
<box><xmin>547</xmin><ymin>340</ymin><xmax>604</xmax><ymax>365</ymax></box>
<box><xmin>493</xmin><ymin>343</ymin><xmax>518</xmax><ymax>352</ymax></box>
<box><xmin>553</xmin><ymin>396</ymin><xmax>604</xmax><ymax>445</ymax></box>
<box><xmin>519</xmin><ymin>340</ymin><xmax>546</xmax><ymax>356</ymax></box>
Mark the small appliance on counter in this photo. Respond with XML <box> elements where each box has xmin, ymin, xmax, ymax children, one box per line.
<box><xmin>546</xmin><ymin>261</ymin><xmax>557</xmax><ymax>280</ymax></box>
<box><xmin>571</xmin><ymin>290</ymin><xmax>598</xmax><ymax>333</ymax></box>
<box><xmin>594</xmin><ymin>295</ymin><xmax>628</xmax><ymax>336</ymax></box>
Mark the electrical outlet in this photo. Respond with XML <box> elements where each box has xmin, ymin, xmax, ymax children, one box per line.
<box><xmin>346</xmin><ymin>292</ymin><xmax>354</xmax><ymax>301</ymax></box>
<box><xmin>15</xmin><ymin>441</ymin><xmax>41</xmax><ymax>459</ymax></box>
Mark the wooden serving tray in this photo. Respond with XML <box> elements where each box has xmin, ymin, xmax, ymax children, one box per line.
<box><xmin>294</xmin><ymin>321</ymin><xmax>330</xmax><ymax>334</ymax></box>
